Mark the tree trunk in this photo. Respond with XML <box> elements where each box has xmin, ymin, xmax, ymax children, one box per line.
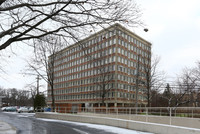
<box><xmin>51</xmin><ymin>84</ymin><xmax>55</xmax><ymax>112</ymax></box>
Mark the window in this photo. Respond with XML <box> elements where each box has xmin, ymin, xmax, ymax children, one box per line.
<box><xmin>106</xmin><ymin>33</ymin><xmax>108</xmax><ymax>38</ymax></box>
<box><xmin>125</xmin><ymin>50</ymin><xmax>127</xmax><ymax>56</ymax></box>
<box><xmin>125</xmin><ymin>42</ymin><xmax>127</xmax><ymax>48</ymax></box>
<box><xmin>109</xmin><ymin>39</ymin><xmax>112</xmax><ymax>46</ymax></box>
<box><xmin>92</xmin><ymin>39</ymin><xmax>94</xmax><ymax>44</ymax></box>
<box><xmin>112</xmin><ymin>65</ymin><xmax>115</xmax><ymax>71</ymax></box>
<box><xmin>112</xmin><ymin>56</ymin><xmax>116</xmax><ymax>62</ymax></box>
<box><xmin>128</xmin><ymin>43</ymin><xmax>130</xmax><ymax>50</ymax></box>
<box><xmin>128</xmin><ymin>52</ymin><xmax>130</xmax><ymax>57</ymax></box>
<box><xmin>109</xmin><ymin>48</ymin><xmax>112</xmax><ymax>54</ymax></box>
<box><xmin>109</xmin><ymin>57</ymin><xmax>112</xmax><ymax>63</ymax></box>
<box><xmin>118</xmin><ymin>47</ymin><xmax>120</xmax><ymax>53</ymax></box>
<box><xmin>112</xmin><ymin>47</ymin><xmax>116</xmax><ymax>53</ymax></box>
<box><xmin>122</xmin><ymin>49</ymin><xmax>124</xmax><ymax>55</ymax></box>
<box><xmin>106</xmin><ymin>41</ymin><xmax>108</xmax><ymax>47</ymax></box>
<box><xmin>125</xmin><ymin>59</ymin><xmax>127</xmax><ymax>64</ymax></box>
<box><xmin>122</xmin><ymin>40</ymin><xmax>124</xmax><ymax>46</ymax></box>
<box><xmin>118</xmin><ymin>30</ymin><xmax>121</xmax><ymax>36</ymax></box>
<box><xmin>125</xmin><ymin>34</ymin><xmax>127</xmax><ymax>40</ymax></box>
<box><xmin>113</xmin><ymin>38</ymin><xmax>116</xmax><ymax>44</ymax></box>
<box><xmin>121</xmin><ymin>32</ymin><xmax>124</xmax><ymax>38</ymax></box>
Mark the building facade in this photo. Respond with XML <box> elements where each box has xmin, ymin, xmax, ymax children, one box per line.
<box><xmin>47</xmin><ymin>23</ymin><xmax>151</xmax><ymax>109</ymax></box>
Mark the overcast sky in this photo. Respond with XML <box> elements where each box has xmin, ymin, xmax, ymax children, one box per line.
<box><xmin>1</xmin><ymin>0</ymin><xmax>200</xmax><ymax>90</ymax></box>
<box><xmin>135</xmin><ymin>0</ymin><xmax>200</xmax><ymax>80</ymax></box>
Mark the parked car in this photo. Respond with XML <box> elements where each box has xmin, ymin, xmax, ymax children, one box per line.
<box><xmin>1</xmin><ymin>107</ymin><xmax>6</xmax><ymax>111</ymax></box>
<box><xmin>44</xmin><ymin>107</ymin><xmax>51</xmax><ymax>112</ymax></box>
<box><xmin>35</xmin><ymin>107</ymin><xmax>44</xmax><ymax>112</ymax></box>
<box><xmin>17</xmin><ymin>107</ymin><xmax>29</xmax><ymax>113</ymax></box>
<box><xmin>28</xmin><ymin>107</ymin><xmax>34</xmax><ymax>113</ymax></box>
<box><xmin>4</xmin><ymin>107</ymin><xmax>17</xmax><ymax>112</ymax></box>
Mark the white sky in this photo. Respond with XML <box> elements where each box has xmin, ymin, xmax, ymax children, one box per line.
<box><xmin>134</xmin><ymin>0</ymin><xmax>200</xmax><ymax>80</ymax></box>
<box><xmin>1</xmin><ymin>0</ymin><xmax>200</xmax><ymax>90</ymax></box>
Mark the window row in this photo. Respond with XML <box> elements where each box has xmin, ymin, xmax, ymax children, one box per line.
<box><xmin>52</xmin><ymin>92</ymin><xmax>116</xmax><ymax>101</ymax></box>
<box><xmin>117</xmin><ymin>46</ymin><xmax>150</xmax><ymax>59</ymax></box>
<box><xmin>54</xmin><ymin>36</ymin><xmax>117</xmax><ymax>62</ymax></box>
<box><xmin>54</xmin><ymin>49</ymin><xmax>117</xmax><ymax>72</ymax></box>
<box><xmin>53</xmin><ymin>28</ymin><xmax>151</xmax><ymax>65</ymax></box>
<box><xmin>52</xmin><ymin>83</ymin><xmax>115</xmax><ymax>94</ymax></box>
<box><xmin>48</xmin><ymin>93</ymin><xmax>146</xmax><ymax>101</ymax></box>
<box><xmin>54</xmin><ymin>63</ymin><xmax>116</xmax><ymax>79</ymax></box>
<box><xmin>118</xmin><ymin>30</ymin><xmax>150</xmax><ymax>51</ymax></box>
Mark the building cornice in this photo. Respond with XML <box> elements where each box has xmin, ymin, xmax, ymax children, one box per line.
<box><xmin>58</xmin><ymin>23</ymin><xmax>151</xmax><ymax>55</ymax></box>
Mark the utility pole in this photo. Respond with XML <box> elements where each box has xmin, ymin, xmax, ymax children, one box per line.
<box><xmin>36</xmin><ymin>75</ymin><xmax>40</xmax><ymax>95</ymax></box>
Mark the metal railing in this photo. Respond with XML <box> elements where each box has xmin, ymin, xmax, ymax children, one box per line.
<box><xmin>34</xmin><ymin>106</ymin><xmax>200</xmax><ymax>127</ymax></box>
<box><xmin>49</xmin><ymin>106</ymin><xmax>200</xmax><ymax>118</ymax></box>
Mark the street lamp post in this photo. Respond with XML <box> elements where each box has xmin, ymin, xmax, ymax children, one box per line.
<box><xmin>135</xmin><ymin>28</ymin><xmax>148</xmax><ymax>110</ymax></box>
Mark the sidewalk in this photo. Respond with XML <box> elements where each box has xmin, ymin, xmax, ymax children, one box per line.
<box><xmin>0</xmin><ymin>121</ymin><xmax>16</xmax><ymax>134</ymax></box>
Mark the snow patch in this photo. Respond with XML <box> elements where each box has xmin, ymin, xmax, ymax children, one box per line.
<box><xmin>38</xmin><ymin>118</ymin><xmax>153</xmax><ymax>134</ymax></box>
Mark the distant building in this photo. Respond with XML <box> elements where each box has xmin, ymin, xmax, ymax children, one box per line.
<box><xmin>181</xmin><ymin>91</ymin><xmax>200</xmax><ymax>107</ymax></box>
<box><xmin>47</xmin><ymin>23</ymin><xmax>151</xmax><ymax>110</ymax></box>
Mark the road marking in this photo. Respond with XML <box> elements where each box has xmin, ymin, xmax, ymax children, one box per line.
<box><xmin>73</xmin><ymin>128</ymin><xmax>89</xmax><ymax>134</ymax></box>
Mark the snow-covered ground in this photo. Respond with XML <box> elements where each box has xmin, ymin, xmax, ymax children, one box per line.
<box><xmin>3</xmin><ymin>112</ymin><xmax>152</xmax><ymax>134</ymax></box>
<box><xmin>39</xmin><ymin>118</ymin><xmax>153</xmax><ymax>134</ymax></box>
<box><xmin>3</xmin><ymin>112</ymin><xmax>200</xmax><ymax>134</ymax></box>
<box><xmin>4</xmin><ymin>112</ymin><xmax>35</xmax><ymax>117</ymax></box>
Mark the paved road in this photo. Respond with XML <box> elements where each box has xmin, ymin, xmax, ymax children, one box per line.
<box><xmin>0</xmin><ymin>112</ymin><xmax>116</xmax><ymax>134</ymax></box>
<box><xmin>0</xmin><ymin>121</ymin><xmax>16</xmax><ymax>134</ymax></box>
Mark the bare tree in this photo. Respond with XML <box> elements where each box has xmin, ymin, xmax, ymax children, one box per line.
<box><xmin>27</xmin><ymin>35</ymin><xmax>64</xmax><ymax>112</ymax></box>
<box><xmin>17</xmin><ymin>90</ymin><xmax>30</xmax><ymax>106</ymax></box>
<box><xmin>0</xmin><ymin>0</ymin><xmax>142</xmax><ymax>51</ymax></box>
<box><xmin>176</xmin><ymin>67</ymin><xmax>198</xmax><ymax>107</ymax></box>
<box><xmin>0</xmin><ymin>0</ymin><xmax>6</xmax><ymax>6</ymax></box>
<box><xmin>192</xmin><ymin>61</ymin><xmax>200</xmax><ymax>86</ymax></box>
<box><xmin>0</xmin><ymin>53</ymin><xmax>8</xmax><ymax>76</ymax></box>
<box><xmin>192</xmin><ymin>61</ymin><xmax>200</xmax><ymax>106</ymax></box>
<box><xmin>142</xmin><ymin>55</ymin><xmax>165</xmax><ymax>107</ymax></box>
<box><xmin>24</xmin><ymin>84</ymin><xmax>37</xmax><ymax>106</ymax></box>
<box><xmin>0</xmin><ymin>86</ymin><xmax>5</xmax><ymax>95</ymax></box>
<box><xmin>0</xmin><ymin>87</ymin><xmax>9</xmax><ymax>106</ymax></box>
<box><xmin>90</xmin><ymin>45</ymin><xmax>114</xmax><ymax>107</ymax></box>
<box><xmin>9</xmin><ymin>88</ymin><xmax>18</xmax><ymax>106</ymax></box>
<box><xmin>0</xmin><ymin>87</ymin><xmax>34</xmax><ymax>106</ymax></box>
<box><xmin>158</xmin><ymin>83</ymin><xmax>186</xmax><ymax>109</ymax></box>
<box><xmin>162</xmin><ymin>83</ymin><xmax>174</xmax><ymax>107</ymax></box>
<box><xmin>161</xmin><ymin>68</ymin><xmax>197</xmax><ymax>109</ymax></box>
<box><xmin>1</xmin><ymin>0</ymin><xmax>143</xmax><ymax>109</ymax></box>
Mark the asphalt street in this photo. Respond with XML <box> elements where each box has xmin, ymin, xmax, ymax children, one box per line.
<box><xmin>0</xmin><ymin>111</ymin><xmax>116</xmax><ymax>134</ymax></box>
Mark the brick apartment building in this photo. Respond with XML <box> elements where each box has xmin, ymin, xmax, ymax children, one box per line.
<box><xmin>47</xmin><ymin>23</ymin><xmax>151</xmax><ymax>110</ymax></box>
